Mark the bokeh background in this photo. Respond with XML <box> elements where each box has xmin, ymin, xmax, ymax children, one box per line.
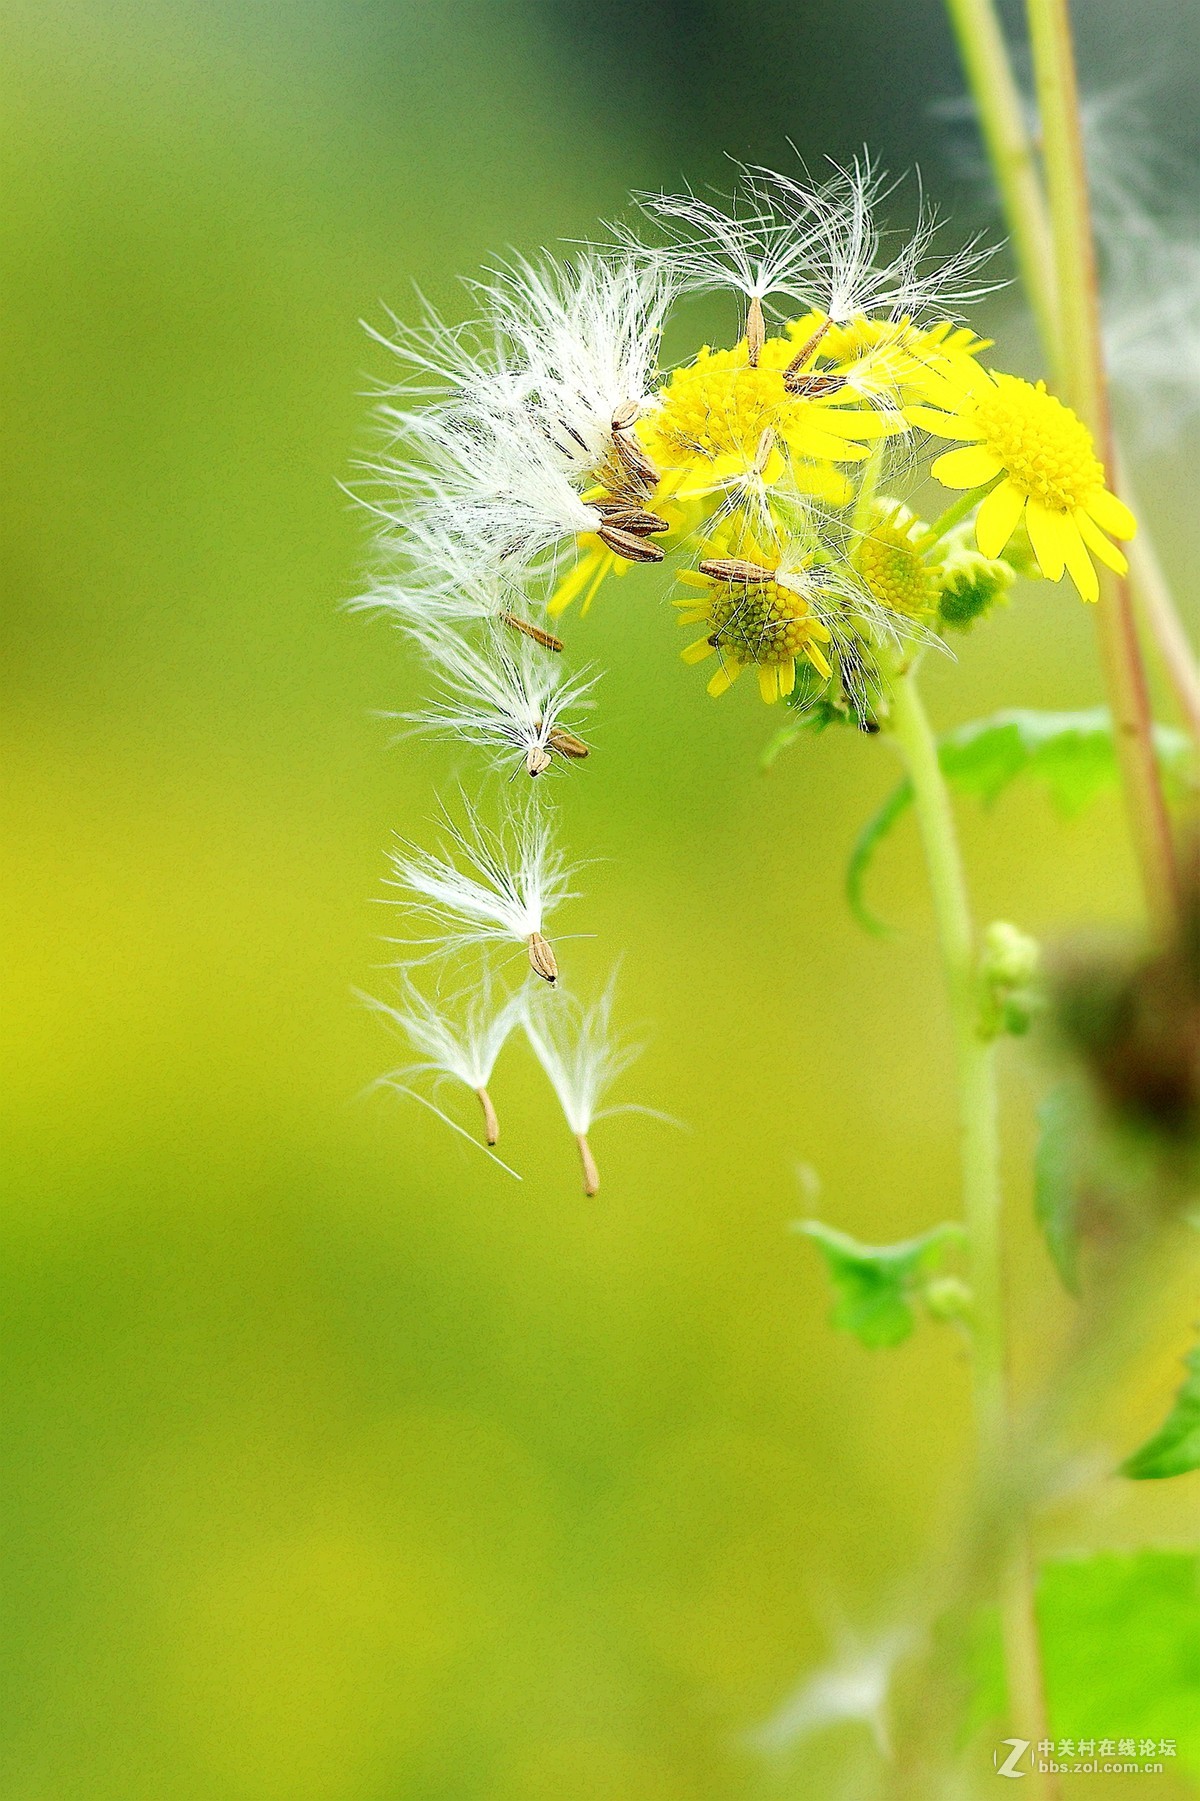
<box><xmin>4</xmin><ymin>1</ymin><xmax>1199</xmax><ymax>1796</ymax></box>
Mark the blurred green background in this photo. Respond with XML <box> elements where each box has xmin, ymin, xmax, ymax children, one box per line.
<box><xmin>4</xmin><ymin>1</ymin><xmax>1199</xmax><ymax>1796</ymax></box>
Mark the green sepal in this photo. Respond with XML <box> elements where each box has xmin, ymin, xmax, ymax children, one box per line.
<box><xmin>847</xmin><ymin>709</ymin><xmax>1192</xmax><ymax>935</ymax></box>
<box><xmin>1121</xmin><ymin>1343</ymin><xmax>1200</xmax><ymax>1480</ymax></box>
<box><xmin>795</xmin><ymin>1218</ymin><xmax>965</xmax><ymax>1348</ymax></box>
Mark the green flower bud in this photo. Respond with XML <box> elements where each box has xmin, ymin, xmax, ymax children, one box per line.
<box><xmin>979</xmin><ymin>920</ymin><xmax>1042</xmax><ymax>1038</ymax></box>
<box><xmin>922</xmin><ymin>1275</ymin><xmax>974</xmax><ymax>1323</ymax></box>
<box><xmin>937</xmin><ymin>543</ymin><xmax>1016</xmax><ymax>631</ymax></box>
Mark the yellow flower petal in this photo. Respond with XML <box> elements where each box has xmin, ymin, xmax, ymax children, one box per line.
<box><xmin>804</xmin><ymin>640</ymin><xmax>832</xmax><ymax>679</ymax></box>
<box><xmin>1024</xmin><ymin>499</ymin><xmax>1069</xmax><ymax>582</ymax></box>
<box><xmin>681</xmin><ymin>637</ymin><xmax>715</xmax><ymax>665</ymax></box>
<box><xmin>675</xmin><ymin>569</ymin><xmax>710</xmax><ymax>590</ymax></box>
<box><xmin>549</xmin><ymin>546</ymin><xmax>602</xmax><ymax>617</ymax></box>
<box><xmin>778</xmin><ymin>658</ymin><xmax>796</xmax><ymax>698</ymax></box>
<box><xmin>1084</xmin><ymin>487</ymin><xmax>1137</xmax><ymax>541</ymax></box>
<box><xmin>1060</xmin><ymin>515</ymin><xmax>1099</xmax><ymax>602</ymax></box>
<box><xmin>1075</xmin><ymin>507</ymin><xmax>1129</xmax><ymax>575</ymax></box>
<box><xmin>975</xmin><ymin>478</ymin><xmax>1027</xmax><ymax>559</ymax></box>
<box><xmin>707</xmin><ymin>660</ymin><xmax>741</xmax><ymax>698</ymax></box>
<box><xmin>905</xmin><ymin>405</ymin><xmax>984</xmax><ymax>439</ymax></box>
<box><xmin>931</xmin><ymin>445</ymin><xmax>1004</xmax><ymax>489</ymax></box>
<box><xmin>758</xmin><ymin>664</ymin><xmax>780</xmax><ymax>704</ymax></box>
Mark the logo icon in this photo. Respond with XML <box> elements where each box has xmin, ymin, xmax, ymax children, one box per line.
<box><xmin>994</xmin><ymin>1739</ymin><xmax>1031</xmax><ymax>1779</ymax></box>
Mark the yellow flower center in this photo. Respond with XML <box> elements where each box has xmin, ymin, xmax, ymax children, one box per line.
<box><xmin>856</xmin><ymin>521</ymin><xmax>939</xmax><ymax>619</ymax></box>
<box><xmin>645</xmin><ymin>340</ymin><xmax>806</xmax><ymax>466</ymax></box>
<box><xmin>708</xmin><ymin>580</ymin><xmax>822</xmax><ymax>665</ymax></box>
<box><xmin>974</xmin><ymin>375</ymin><xmax>1103</xmax><ymax>511</ymax></box>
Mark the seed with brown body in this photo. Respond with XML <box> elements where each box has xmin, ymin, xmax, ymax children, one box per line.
<box><xmin>501</xmin><ymin>611</ymin><xmax>564</xmax><ymax>653</ymax></box>
<box><xmin>745</xmin><ymin>294</ymin><xmax>766</xmax><ymax>368</ymax></box>
<box><xmin>526</xmin><ymin>931</ymin><xmax>558</xmax><ymax>984</ymax></box>
<box><xmin>547</xmin><ymin>725</ymin><xmax>589</xmax><ymax>760</ymax></box>
<box><xmin>698</xmin><ymin>557</ymin><xmax>777</xmax><ymax>585</ymax></box>
<box><xmin>524</xmin><ymin>744</ymin><xmax>553</xmax><ymax>777</ymax></box>
<box><xmin>594</xmin><ymin>501</ymin><xmax>669</xmax><ymax>537</ymax></box>
<box><xmin>475</xmin><ymin>1086</ymin><xmax>500</xmax><ymax>1145</ymax></box>
<box><xmin>782</xmin><ymin>315</ymin><xmax>834</xmax><ymax>385</ymax></box>
<box><xmin>597</xmin><ymin>521</ymin><xmax>665</xmax><ymax>563</ymax></box>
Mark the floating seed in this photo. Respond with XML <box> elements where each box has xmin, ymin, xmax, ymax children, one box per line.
<box><xmin>526</xmin><ymin>930</ymin><xmax>558</xmax><ymax>985</ymax></box>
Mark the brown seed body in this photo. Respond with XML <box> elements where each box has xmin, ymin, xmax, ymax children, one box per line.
<box><xmin>576</xmin><ymin>1133</ymin><xmax>600</xmax><ymax>1197</ymax></box>
<box><xmin>475</xmin><ymin>1086</ymin><xmax>500</xmax><ymax>1146</ymax></box>
<box><xmin>746</xmin><ymin>294</ymin><xmax>766</xmax><ymax>367</ymax></box>
<box><xmin>783</xmin><ymin>314</ymin><xmax>834</xmax><ymax>383</ymax></box>
<box><xmin>501</xmin><ymin>612</ymin><xmax>564</xmax><ymax>653</ymax></box>
<box><xmin>783</xmin><ymin>371</ymin><xmax>847</xmax><ymax>399</ymax></box>
<box><xmin>698</xmin><ymin>557</ymin><xmax>777</xmax><ymax>585</ymax></box>
<box><xmin>526</xmin><ymin>931</ymin><xmax>558</xmax><ymax>985</ymax></box>
<box><xmin>612</xmin><ymin>426</ymin><xmax>660</xmax><ymax>496</ymax></box>
<box><xmin>547</xmin><ymin>726</ymin><xmax>590</xmax><ymax>760</ymax></box>
<box><xmin>595</xmin><ymin>502</ymin><xmax>669</xmax><ymax>537</ymax></box>
<box><xmin>597</xmin><ymin>522</ymin><xmax>665</xmax><ymax>564</ymax></box>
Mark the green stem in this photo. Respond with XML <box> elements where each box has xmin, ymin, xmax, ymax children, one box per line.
<box><xmin>942</xmin><ymin>0</ymin><xmax>1061</xmax><ymax>376</ymax></box>
<box><xmin>889</xmin><ymin>670</ymin><xmax>1054</xmax><ymax>1784</ymax></box>
<box><xmin>918</xmin><ymin>479</ymin><xmax>999</xmax><ymax>554</ymax></box>
<box><xmin>1025</xmin><ymin>0</ymin><xmax>1181</xmax><ymax>936</ymax></box>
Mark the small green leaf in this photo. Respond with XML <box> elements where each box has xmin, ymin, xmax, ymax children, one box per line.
<box><xmin>846</xmin><ymin>709</ymin><xmax>1192</xmax><ymax>934</ymax></box>
<box><xmin>1038</xmin><ymin>1550</ymin><xmax>1200</xmax><ymax>1774</ymax></box>
<box><xmin>1121</xmin><ymin>1343</ymin><xmax>1200</xmax><ymax>1480</ymax></box>
<box><xmin>1034</xmin><ymin>1085</ymin><xmax>1082</xmax><ymax>1295</ymax></box>
<box><xmin>796</xmin><ymin>1219</ymin><xmax>964</xmax><ymax>1348</ymax></box>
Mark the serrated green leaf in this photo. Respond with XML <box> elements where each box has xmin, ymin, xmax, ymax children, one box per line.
<box><xmin>796</xmin><ymin>1219</ymin><xmax>964</xmax><ymax>1348</ymax></box>
<box><xmin>1034</xmin><ymin>1085</ymin><xmax>1082</xmax><ymax>1295</ymax></box>
<box><xmin>1121</xmin><ymin>1344</ymin><xmax>1200</xmax><ymax>1480</ymax></box>
<box><xmin>846</xmin><ymin>709</ymin><xmax>1192</xmax><ymax>934</ymax></box>
<box><xmin>1038</xmin><ymin>1550</ymin><xmax>1200</xmax><ymax>1774</ymax></box>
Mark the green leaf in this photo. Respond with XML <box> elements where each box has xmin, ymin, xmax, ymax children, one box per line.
<box><xmin>1121</xmin><ymin>1343</ymin><xmax>1200</xmax><ymax>1480</ymax></box>
<box><xmin>847</xmin><ymin>709</ymin><xmax>1192</xmax><ymax>935</ymax></box>
<box><xmin>795</xmin><ymin>1219</ymin><xmax>965</xmax><ymax>1348</ymax></box>
<box><xmin>1034</xmin><ymin>1085</ymin><xmax>1082</xmax><ymax>1295</ymax></box>
<box><xmin>1038</xmin><ymin>1550</ymin><xmax>1200</xmax><ymax>1775</ymax></box>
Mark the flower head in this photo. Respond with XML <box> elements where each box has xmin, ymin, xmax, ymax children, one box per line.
<box><xmin>853</xmin><ymin>503</ymin><xmax>941</xmax><ymax>622</ymax></box>
<box><xmin>911</xmin><ymin>367</ymin><xmax>1137</xmax><ymax>601</ymax></box>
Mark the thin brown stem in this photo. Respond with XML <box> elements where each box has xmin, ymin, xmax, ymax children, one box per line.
<box><xmin>1026</xmin><ymin>0</ymin><xmax>1181</xmax><ymax>936</ymax></box>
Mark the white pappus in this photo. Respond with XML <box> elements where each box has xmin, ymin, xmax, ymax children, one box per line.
<box><xmin>387</xmin><ymin>796</ymin><xmax>576</xmax><ymax>985</ymax></box>
<box><xmin>363</xmin><ymin>968</ymin><xmax>526</xmax><ymax>1159</ymax></box>
<box><xmin>522</xmin><ymin>973</ymin><xmax>653</xmax><ymax>1197</ymax></box>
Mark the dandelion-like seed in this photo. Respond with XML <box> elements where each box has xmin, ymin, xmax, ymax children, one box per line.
<box><xmin>364</xmin><ymin>970</ymin><xmax>525</xmax><ymax>1147</ymax></box>
<box><xmin>522</xmin><ymin>974</ymin><xmax>645</xmax><ymax>1196</ymax></box>
<box><xmin>388</xmin><ymin>798</ymin><xmax>575</xmax><ymax>983</ymax></box>
<box><xmin>406</xmin><ymin>627</ymin><xmax>596</xmax><ymax>779</ymax></box>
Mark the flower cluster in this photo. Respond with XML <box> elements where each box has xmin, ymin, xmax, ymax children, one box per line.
<box><xmin>355</xmin><ymin>155</ymin><xmax>1137</xmax><ymax>1185</ymax></box>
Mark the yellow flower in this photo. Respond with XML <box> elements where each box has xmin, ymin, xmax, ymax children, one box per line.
<box><xmin>909</xmin><ymin>368</ymin><xmax>1136</xmax><ymax>602</ymax></box>
<box><xmin>854</xmin><ymin>505</ymin><xmax>941</xmax><ymax>620</ymax></box>
<box><xmin>640</xmin><ymin>334</ymin><xmax>904</xmax><ymax>507</ymax></box>
<box><xmin>674</xmin><ymin>546</ymin><xmax>834</xmax><ymax>705</ymax></box>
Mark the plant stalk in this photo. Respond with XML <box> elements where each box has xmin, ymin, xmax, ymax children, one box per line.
<box><xmin>889</xmin><ymin>670</ymin><xmax>1053</xmax><ymax>1781</ymax></box>
<box><xmin>942</xmin><ymin>0</ymin><xmax>1061</xmax><ymax>376</ymax></box>
<box><xmin>1022</xmin><ymin>0</ymin><xmax>1181</xmax><ymax>934</ymax></box>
